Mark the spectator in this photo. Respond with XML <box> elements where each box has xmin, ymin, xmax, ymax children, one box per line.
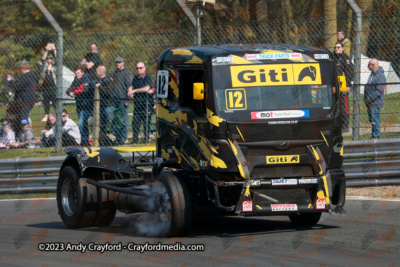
<box><xmin>66</xmin><ymin>68</ymin><xmax>94</xmax><ymax>146</ymax></box>
<box><xmin>337</xmin><ymin>30</ymin><xmax>352</xmax><ymax>57</ymax></box>
<box><xmin>95</xmin><ymin>65</ymin><xmax>115</xmax><ymax>146</ymax></box>
<box><xmin>40</xmin><ymin>114</ymin><xmax>56</xmax><ymax>147</ymax></box>
<box><xmin>333</xmin><ymin>41</ymin><xmax>354</xmax><ymax>132</ymax></box>
<box><xmin>11</xmin><ymin>119</ymin><xmax>36</xmax><ymax>148</ymax></box>
<box><xmin>53</xmin><ymin>109</ymin><xmax>81</xmax><ymax>146</ymax></box>
<box><xmin>39</xmin><ymin>43</ymin><xmax>57</xmax><ymax>122</ymax></box>
<box><xmin>0</xmin><ymin>121</ymin><xmax>16</xmax><ymax>149</ymax></box>
<box><xmin>84</xmin><ymin>43</ymin><xmax>101</xmax><ymax>82</ymax></box>
<box><xmin>113</xmin><ymin>56</ymin><xmax>133</xmax><ymax>143</ymax></box>
<box><xmin>128</xmin><ymin>62</ymin><xmax>154</xmax><ymax>144</ymax></box>
<box><xmin>6</xmin><ymin>61</ymin><xmax>37</xmax><ymax>136</ymax></box>
<box><xmin>364</xmin><ymin>59</ymin><xmax>386</xmax><ymax>139</ymax></box>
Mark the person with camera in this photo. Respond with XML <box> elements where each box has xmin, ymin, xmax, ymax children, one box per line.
<box><xmin>6</xmin><ymin>60</ymin><xmax>37</xmax><ymax>136</ymax></box>
<box><xmin>39</xmin><ymin>42</ymin><xmax>57</xmax><ymax>122</ymax></box>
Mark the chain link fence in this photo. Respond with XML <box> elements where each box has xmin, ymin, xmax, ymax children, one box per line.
<box><xmin>0</xmin><ymin>7</ymin><xmax>399</xmax><ymax>151</ymax></box>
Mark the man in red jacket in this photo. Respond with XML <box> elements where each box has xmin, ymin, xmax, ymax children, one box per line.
<box><xmin>66</xmin><ymin>68</ymin><xmax>94</xmax><ymax>146</ymax></box>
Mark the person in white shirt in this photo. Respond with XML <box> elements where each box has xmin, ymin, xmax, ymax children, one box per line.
<box><xmin>0</xmin><ymin>121</ymin><xmax>16</xmax><ymax>149</ymax></box>
<box><xmin>51</xmin><ymin>109</ymin><xmax>81</xmax><ymax>146</ymax></box>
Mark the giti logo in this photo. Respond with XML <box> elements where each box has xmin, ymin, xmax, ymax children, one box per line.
<box><xmin>266</xmin><ymin>155</ymin><xmax>300</xmax><ymax>164</ymax></box>
<box><xmin>230</xmin><ymin>63</ymin><xmax>321</xmax><ymax>87</ymax></box>
<box><xmin>298</xmin><ymin>66</ymin><xmax>317</xmax><ymax>81</ymax></box>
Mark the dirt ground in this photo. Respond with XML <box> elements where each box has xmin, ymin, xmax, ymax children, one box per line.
<box><xmin>347</xmin><ymin>185</ymin><xmax>400</xmax><ymax>200</ymax></box>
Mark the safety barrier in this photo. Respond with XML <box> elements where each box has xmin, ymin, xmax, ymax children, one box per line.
<box><xmin>0</xmin><ymin>139</ymin><xmax>399</xmax><ymax>194</ymax></box>
<box><xmin>343</xmin><ymin>138</ymin><xmax>400</xmax><ymax>187</ymax></box>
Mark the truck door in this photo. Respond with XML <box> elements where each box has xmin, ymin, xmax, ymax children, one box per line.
<box><xmin>179</xmin><ymin>68</ymin><xmax>207</xmax><ymax>118</ymax></box>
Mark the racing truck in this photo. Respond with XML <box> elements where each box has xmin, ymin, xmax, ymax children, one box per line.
<box><xmin>57</xmin><ymin>44</ymin><xmax>347</xmax><ymax>236</ymax></box>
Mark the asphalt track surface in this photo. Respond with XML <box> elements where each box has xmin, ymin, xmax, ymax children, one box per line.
<box><xmin>0</xmin><ymin>197</ymin><xmax>399</xmax><ymax>266</ymax></box>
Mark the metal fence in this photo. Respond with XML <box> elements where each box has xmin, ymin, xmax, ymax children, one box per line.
<box><xmin>0</xmin><ymin>4</ymin><xmax>399</xmax><ymax>151</ymax></box>
<box><xmin>1</xmin><ymin>139</ymin><xmax>400</xmax><ymax>194</ymax></box>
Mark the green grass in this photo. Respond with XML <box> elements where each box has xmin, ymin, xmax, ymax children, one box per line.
<box><xmin>0</xmin><ymin>193</ymin><xmax>56</xmax><ymax>200</ymax></box>
<box><xmin>0</xmin><ymin>147</ymin><xmax>67</xmax><ymax>159</ymax></box>
<box><xmin>348</xmin><ymin>92</ymin><xmax>400</xmax><ymax>125</ymax></box>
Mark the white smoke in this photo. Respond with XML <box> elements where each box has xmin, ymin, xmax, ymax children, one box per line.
<box><xmin>134</xmin><ymin>181</ymin><xmax>171</xmax><ymax>237</ymax></box>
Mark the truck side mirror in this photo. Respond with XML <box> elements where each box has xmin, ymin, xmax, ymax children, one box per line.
<box><xmin>338</xmin><ymin>76</ymin><xmax>347</xmax><ymax>92</ymax></box>
<box><xmin>193</xmin><ymin>83</ymin><xmax>204</xmax><ymax>100</ymax></box>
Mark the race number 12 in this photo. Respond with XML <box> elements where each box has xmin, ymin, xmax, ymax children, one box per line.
<box><xmin>157</xmin><ymin>70</ymin><xmax>169</xmax><ymax>98</ymax></box>
<box><xmin>225</xmin><ymin>89</ymin><xmax>247</xmax><ymax>110</ymax></box>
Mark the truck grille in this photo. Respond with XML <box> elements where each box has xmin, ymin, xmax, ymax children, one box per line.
<box><xmin>251</xmin><ymin>165</ymin><xmax>314</xmax><ymax>179</ymax></box>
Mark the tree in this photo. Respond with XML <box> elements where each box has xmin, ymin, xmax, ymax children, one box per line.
<box><xmin>324</xmin><ymin>0</ymin><xmax>337</xmax><ymax>50</ymax></box>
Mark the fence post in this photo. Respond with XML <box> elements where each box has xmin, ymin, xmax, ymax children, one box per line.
<box><xmin>175</xmin><ymin>0</ymin><xmax>197</xmax><ymax>45</ymax></box>
<box><xmin>93</xmin><ymin>87</ymin><xmax>100</xmax><ymax>147</ymax></box>
<box><xmin>34</xmin><ymin>0</ymin><xmax>63</xmax><ymax>152</ymax></box>
<box><xmin>347</xmin><ymin>0</ymin><xmax>362</xmax><ymax>141</ymax></box>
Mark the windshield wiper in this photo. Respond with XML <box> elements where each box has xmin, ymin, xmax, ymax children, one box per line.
<box><xmin>328</xmin><ymin>100</ymin><xmax>339</xmax><ymax>118</ymax></box>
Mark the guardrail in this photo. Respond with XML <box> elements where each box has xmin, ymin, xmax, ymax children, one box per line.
<box><xmin>343</xmin><ymin>138</ymin><xmax>400</xmax><ymax>187</ymax></box>
<box><xmin>1</xmin><ymin>139</ymin><xmax>399</xmax><ymax>194</ymax></box>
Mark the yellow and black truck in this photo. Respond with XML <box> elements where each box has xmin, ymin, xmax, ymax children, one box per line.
<box><xmin>57</xmin><ymin>44</ymin><xmax>347</xmax><ymax>236</ymax></box>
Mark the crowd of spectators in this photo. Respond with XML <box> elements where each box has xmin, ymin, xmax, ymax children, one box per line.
<box><xmin>1</xmin><ymin>41</ymin><xmax>155</xmax><ymax>149</ymax></box>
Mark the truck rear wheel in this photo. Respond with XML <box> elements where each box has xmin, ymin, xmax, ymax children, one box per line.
<box><xmin>57</xmin><ymin>166</ymin><xmax>98</xmax><ymax>228</ymax></box>
<box><xmin>148</xmin><ymin>172</ymin><xmax>193</xmax><ymax>237</ymax></box>
<box><xmin>289</xmin><ymin>212</ymin><xmax>322</xmax><ymax>226</ymax></box>
<box><xmin>93</xmin><ymin>188</ymin><xmax>117</xmax><ymax>227</ymax></box>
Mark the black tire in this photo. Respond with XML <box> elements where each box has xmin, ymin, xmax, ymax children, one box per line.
<box><xmin>289</xmin><ymin>212</ymin><xmax>322</xmax><ymax>226</ymax></box>
<box><xmin>57</xmin><ymin>166</ymin><xmax>98</xmax><ymax>228</ymax></box>
<box><xmin>148</xmin><ymin>172</ymin><xmax>193</xmax><ymax>237</ymax></box>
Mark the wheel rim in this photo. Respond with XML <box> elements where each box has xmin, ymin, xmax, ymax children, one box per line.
<box><xmin>157</xmin><ymin>184</ymin><xmax>171</xmax><ymax>222</ymax></box>
<box><xmin>61</xmin><ymin>177</ymin><xmax>77</xmax><ymax>216</ymax></box>
<box><xmin>148</xmin><ymin>181</ymin><xmax>172</xmax><ymax>225</ymax></box>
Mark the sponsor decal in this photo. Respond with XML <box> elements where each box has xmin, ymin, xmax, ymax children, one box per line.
<box><xmin>314</xmin><ymin>54</ymin><xmax>329</xmax><ymax>59</ymax></box>
<box><xmin>251</xmin><ymin>180</ymin><xmax>261</xmax><ymax>186</ymax></box>
<box><xmin>268</xmin><ymin>120</ymin><xmax>298</xmax><ymax>125</ymax></box>
<box><xmin>267</xmin><ymin>155</ymin><xmax>300</xmax><ymax>164</ymax></box>
<box><xmin>216</xmin><ymin>56</ymin><xmax>233</xmax><ymax>63</ymax></box>
<box><xmin>230</xmin><ymin>63</ymin><xmax>321</xmax><ymax>87</ymax></box>
<box><xmin>242</xmin><ymin>201</ymin><xmax>253</xmax><ymax>212</ymax></box>
<box><xmin>245</xmin><ymin>53</ymin><xmax>302</xmax><ymax>60</ymax></box>
<box><xmin>298</xmin><ymin>179</ymin><xmax>318</xmax><ymax>184</ymax></box>
<box><xmin>199</xmin><ymin>160</ymin><xmax>208</xmax><ymax>167</ymax></box>
<box><xmin>271</xmin><ymin>204</ymin><xmax>298</xmax><ymax>211</ymax></box>
<box><xmin>271</xmin><ymin>179</ymin><xmax>298</xmax><ymax>185</ymax></box>
<box><xmin>316</xmin><ymin>198</ymin><xmax>325</xmax><ymax>209</ymax></box>
<box><xmin>251</xmin><ymin>110</ymin><xmax>309</xmax><ymax>120</ymax></box>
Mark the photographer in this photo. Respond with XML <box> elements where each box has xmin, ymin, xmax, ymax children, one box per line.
<box><xmin>39</xmin><ymin>42</ymin><xmax>57</xmax><ymax>122</ymax></box>
<box><xmin>6</xmin><ymin>60</ymin><xmax>37</xmax><ymax>136</ymax></box>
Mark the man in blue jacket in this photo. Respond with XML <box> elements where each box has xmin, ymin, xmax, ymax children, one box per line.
<box><xmin>66</xmin><ymin>68</ymin><xmax>94</xmax><ymax>146</ymax></box>
<box><xmin>364</xmin><ymin>58</ymin><xmax>386</xmax><ymax>139</ymax></box>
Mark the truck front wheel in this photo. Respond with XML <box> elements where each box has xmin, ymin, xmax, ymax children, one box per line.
<box><xmin>289</xmin><ymin>212</ymin><xmax>322</xmax><ymax>226</ymax></box>
<box><xmin>57</xmin><ymin>166</ymin><xmax>98</xmax><ymax>228</ymax></box>
<box><xmin>148</xmin><ymin>172</ymin><xmax>193</xmax><ymax>236</ymax></box>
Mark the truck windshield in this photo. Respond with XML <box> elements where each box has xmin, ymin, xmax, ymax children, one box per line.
<box><xmin>212</xmin><ymin>62</ymin><xmax>336</xmax><ymax>121</ymax></box>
